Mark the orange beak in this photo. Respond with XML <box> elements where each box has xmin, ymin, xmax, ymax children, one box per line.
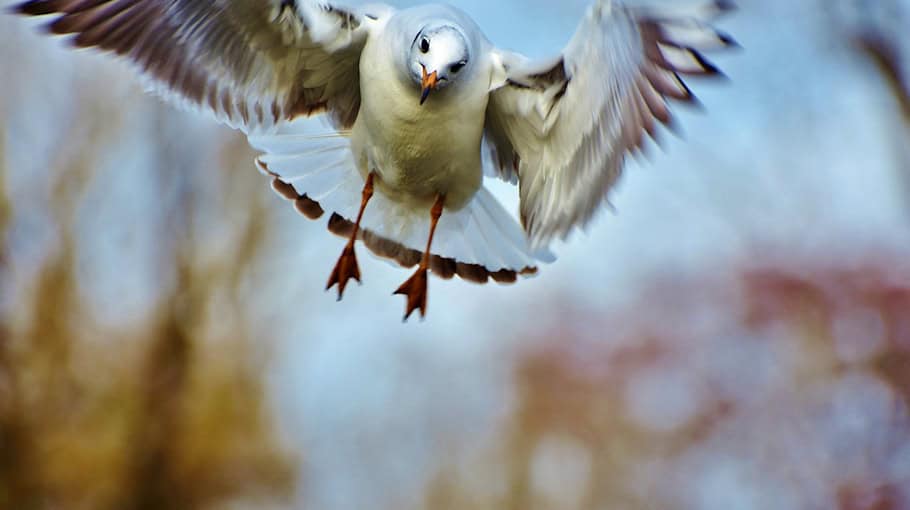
<box><xmin>420</xmin><ymin>66</ymin><xmax>438</xmax><ymax>105</ymax></box>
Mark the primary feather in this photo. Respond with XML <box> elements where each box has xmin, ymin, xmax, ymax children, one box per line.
<box><xmin>485</xmin><ymin>0</ymin><xmax>736</xmax><ymax>246</ymax></box>
<box><xmin>14</xmin><ymin>0</ymin><xmax>371</xmax><ymax>131</ymax></box>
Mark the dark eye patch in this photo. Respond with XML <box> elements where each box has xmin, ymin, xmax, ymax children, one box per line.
<box><xmin>419</xmin><ymin>37</ymin><xmax>430</xmax><ymax>53</ymax></box>
<box><xmin>449</xmin><ymin>61</ymin><xmax>467</xmax><ymax>74</ymax></box>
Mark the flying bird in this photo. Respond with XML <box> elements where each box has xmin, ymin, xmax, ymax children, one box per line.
<box><xmin>13</xmin><ymin>0</ymin><xmax>736</xmax><ymax>319</ymax></box>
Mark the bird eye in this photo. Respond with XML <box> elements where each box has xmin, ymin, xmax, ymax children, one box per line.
<box><xmin>449</xmin><ymin>61</ymin><xmax>466</xmax><ymax>74</ymax></box>
<box><xmin>419</xmin><ymin>37</ymin><xmax>430</xmax><ymax>53</ymax></box>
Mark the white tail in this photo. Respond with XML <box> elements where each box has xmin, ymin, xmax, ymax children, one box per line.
<box><xmin>249</xmin><ymin>128</ymin><xmax>554</xmax><ymax>283</ymax></box>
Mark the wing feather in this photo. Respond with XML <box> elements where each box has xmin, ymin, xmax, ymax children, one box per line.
<box><xmin>485</xmin><ymin>0</ymin><xmax>735</xmax><ymax>246</ymax></box>
<box><xmin>14</xmin><ymin>0</ymin><xmax>386</xmax><ymax>131</ymax></box>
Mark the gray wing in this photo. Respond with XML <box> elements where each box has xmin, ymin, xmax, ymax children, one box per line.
<box><xmin>485</xmin><ymin>0</ymin><xmax>736</xmax><ymax>246</ymax></box>
<box><xmin>15</xmin><ymin>0</ymin><xmax>390</xmax><ymax>130</ymax></box>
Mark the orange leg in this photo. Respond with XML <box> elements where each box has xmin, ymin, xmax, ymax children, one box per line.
<box><xmin>326</xmin><ymin>173</ymin><xmax>374</xmax><ymax>300</ymax></box>
<box><xmin>394</xmin><ymin>194</ymin><xmax>445</xmax><ymax>320</ymax></box>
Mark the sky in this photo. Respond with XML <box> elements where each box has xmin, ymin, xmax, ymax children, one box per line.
<box><xmin>2</xmin><ymin>0</ymin><xmax>910</xmax><ymax>508</ymax></box>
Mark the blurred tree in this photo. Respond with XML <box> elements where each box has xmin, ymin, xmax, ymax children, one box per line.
<box><xmin>424</xmin><ymin>252</ymin><xmax>910</xmax><ymax>510</ymax></box>
<box><xmin>0</xmin><ymin>83</ymin><xmax>297</xmax><ymax>510</ymax></box>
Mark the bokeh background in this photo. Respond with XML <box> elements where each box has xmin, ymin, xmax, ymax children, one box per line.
<box><xmin>2</xmin><ymin>0</ymin><xmax>910</xmax><ymax>508</ymax></box>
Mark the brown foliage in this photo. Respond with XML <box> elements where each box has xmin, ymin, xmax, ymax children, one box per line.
<box><xmin>0</xmin><ymin>86</ymin><xmax>296</xmax><ymax>510</ymax></box>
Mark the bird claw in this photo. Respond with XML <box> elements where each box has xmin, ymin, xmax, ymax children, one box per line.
<box><xmin>326</xmin><ymin>243</ymin><xmax>361</xmax><ymax>300</ymax></box>
<box><xmin>394</xmin><ymin>267</ymin><xmax>428</xmax><ymax>321</ymax></box>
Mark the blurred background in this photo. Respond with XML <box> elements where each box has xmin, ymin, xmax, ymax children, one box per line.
<box><xmin>2</xmin><ymin>0</ymin><xmax>910</xmax><ymax>508</ymax></box>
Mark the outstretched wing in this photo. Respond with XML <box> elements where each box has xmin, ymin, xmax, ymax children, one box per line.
<box><xmin>14</xmin><ymin>0</ymin><xmax>388</xmax><ymax>131</ymax></box>
<box><xmin>485</xmin><ymin>0</ymin><xmax>736</xmax><ymax>246</ymax></box>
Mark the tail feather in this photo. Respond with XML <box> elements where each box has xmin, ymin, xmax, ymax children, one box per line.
<box><xmin>259</xmin><ymin>154</ymin><xmax>352</xmax><ymax>201</ymax></box>
<box><xmin>473</xmin><ymin>194</ymin><xmax>536</xmax><ymax>271</ymax></box>
<box><xmin>248</xmin><ymin>132</ymin><xmax>349</xmax><ymax>155</ymax></box>
<box><xmin>464</xmin><ymin>213</ymin><xmax>502</xmax><ymax>271</ymax></box>
<box><xmin>253</xmin><ymin>129</ymin><xmax>553</xmax><ymax>283</ymax></box>
<box><xmin>431</xmin><ymin>208</ymin><xmax>475</xmax><ymax>265</ymax></box>
<box><xmin>472</xmin><ymin>204</ymin><xmax>515</xmax><ymax>270</ymax></box>
<box><xmin>474</xmin><ymin>188</ymin><xmax>556</xmax><ymax>264</ymax></box>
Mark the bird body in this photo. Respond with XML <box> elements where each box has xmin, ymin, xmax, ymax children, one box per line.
<box><xmin>13</xmin><ymin>0</ymin><xmax>737</xmax><ymax>318</ymax></box>
<box><xmin>354</xmin><ymin>8</ymin><xmax>490</xmax><ymax>210</ymax></box>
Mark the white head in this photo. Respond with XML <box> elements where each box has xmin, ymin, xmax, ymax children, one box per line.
<box><xmin>407</xmin><ymin>24</ymin><xmax>471</xmax><ymax>105</ymax></box>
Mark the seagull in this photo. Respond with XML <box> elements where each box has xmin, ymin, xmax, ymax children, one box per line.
<box><xmin>13</xmin><ymin>0</ymin><xmax>736</xmax><ymax>319</ymax></box>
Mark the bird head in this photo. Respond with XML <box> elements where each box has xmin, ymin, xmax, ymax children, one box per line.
<box><xmin>408</xmin><ymin>25</ymin><xmax>470</xmax><ymax>105</ymax></box>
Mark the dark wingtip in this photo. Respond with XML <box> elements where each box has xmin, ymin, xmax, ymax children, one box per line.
<box><xmin>690</xmin><ymin>51</ymin><xmax>729</xmax><ymax>80</ymax></box>
<box><xmin>718</xmin><ymin>31</ymin><xmax>742</xmax><ymax>50</ymax></box>
<box><xmin>47</xmin><ymin>17</ymin><xmax>74</xmax><ymax>36</ymax></box>
<box><xmin>715</xmin><ymin>0</ymin><xmax>737</xmax><ymax>13</ymax></box>
<box><xmin>11</xmin><ymin>0</ymin><xmax>52</xmax><ymax>16</ymax></box>
<box><xmin>7</xmin><ymin>1</ymin><xmax>28</xmax><ymax>15</ymax></box>
<box><xmin>673</xmin><ymin>73</ymin><xmax>702</xmax><ymax>108</ymax></box>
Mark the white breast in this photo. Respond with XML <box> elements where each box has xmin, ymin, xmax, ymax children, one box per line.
<box><xmin>351</xmin><ymin>30</ymin><xmax>492</xmax><ymax>211</ymax></box>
